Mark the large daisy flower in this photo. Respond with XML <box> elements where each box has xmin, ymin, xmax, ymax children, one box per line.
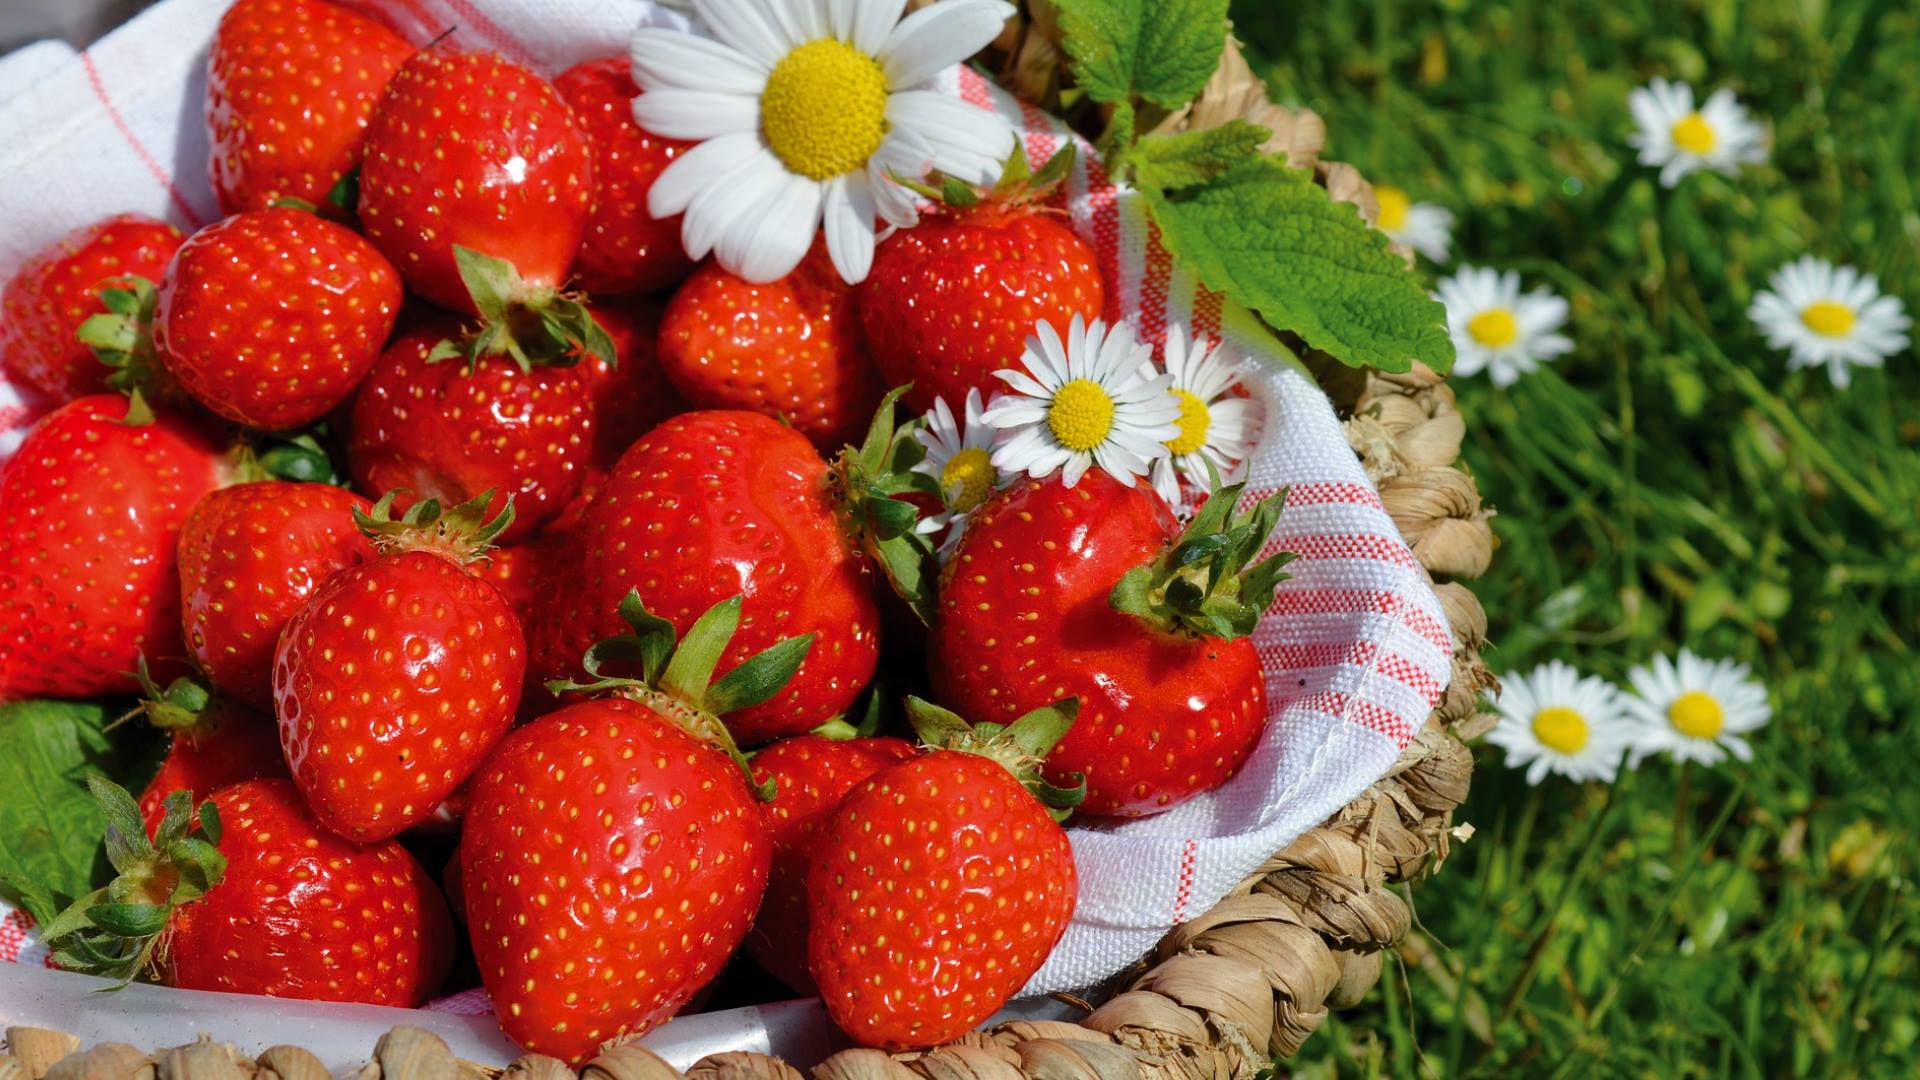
<box><xmin>1626</xmin><ymin>78</ymin><xmax>1766</xmax><ymax>188</ymax></box>
<box><xmin>1145</xmin><ymin>324</ymin><xmax>1264</xmax><ymax>513</ymax></box>
<box><xmin>912</xmin><ymin>388</ymin><xmax>999</xmax><ymax>557</ymax></box>
<box><xmin>1747</xmin><ymin>257</ymin><xmax>1911</xmax><ymax>388</ymax></box>
<box><xmin>1435</xmin><ymin>267</ymin><xmax>1574</xmax><ymax>387</ymax></box>
<box><xmin>1484</xmin><ymin>660</ymin><xmax>1633</xmax><ymax>785</ymax></box>
<box><xmin>982</xmin><ymin>316</ymin><xmax>1180</xmax><ymax>489</ymax></box>
<box><xmin>630</xmin><ymin>0</ymin><xmax>1016</xmax><ymax>285</ymax></box>
<box><xmin>1622</xmin><ymin>650</ymin><xmax>1771</xmax><ymax>767</ymax></box>
<box><xmin>1373</xmin><ymin>184</ymin><xmax>1454</xmax><ymax>263</ymax></box>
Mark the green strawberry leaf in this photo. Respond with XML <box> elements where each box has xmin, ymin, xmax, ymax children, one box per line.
<box><xmin>1053</xmin><ymin>0</ymin><xmax>1230</xmax><ymax>109</ymax></box>
<box><xmin>1125</xmin><ymin>121</ymin><xmax>1272</xmax><ymax>191</ymax></box>
<box><xmin>705</xmin><ymin>633</ymin><xmax>818</xmax><ymax>716</ymax></box>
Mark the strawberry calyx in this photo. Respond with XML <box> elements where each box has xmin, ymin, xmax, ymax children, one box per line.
<box><xmin>892</xmin><ymin>141</ymin><xmax>1077</xmax><ymax>215</ymax></box>
<box><xmin>354</xmin><ymin>488</ymin><xmax>513</xmax><ymax>567</ymax></box>
<box><xmin>904</xmin><ymin>695</ymin><xmax>1086</xmax><ymax>821</ymax></box>
<box><xmin>78</xmin><ymin>275</ymin><xmax>167</xmax><ymax>400</ymax></box>
<box><xmin>1109</xmin><ymin>471</ymin><xmax>1297</xmax><ymax>641</ymax></box>
<box><xmin>121</xmin><ymin>655</ymin><xmax>217</xmax><ymax>736</ymax></box>
<box><xmin>831</xmin><ymin>386</ymin><xmax>945</xmax><ymax>623</ymax></box>
<box><xmin>427</xmin><ymin>245</ymin><xmax>616</xmax><ymax>373</ymax></box>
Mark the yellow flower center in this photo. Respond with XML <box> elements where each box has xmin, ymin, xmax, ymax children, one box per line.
<box><xmin>760</xmin><ymin>39</ymin><xmax>890</xmax><ymax>181</ymax></box>
<box><xmin>1374</xmin><ymin>184</ymin><xmax>1410</xmax><ymax>233</ymax></box>
<box><xmin>1530</xmin><ymin>706</ymin><xmax>1589</xmax><ymax>755</ymax></box>
<box><xmin>1047</xmin><ymin>379</ymin><xmax>1117</xmax><ymax>452</ymax></box>
<box><xmin>1667</xmin><ymin>691</ymin><xmax>1725</xmax><ymax>740</ymax></box>
<box><xmin>1165</xmin><ymin>389</ymin><xmax>1212</xmax><ymax>456</ymax></box>
<box><xmin>939</xmin><ymin>447</ymin><xmax>996</xmax><ymax>512</ymax></box>
<box><xmin>1467</xmin><ymin>308</ymin><xmax>1519</xmax><ymax>348</ymax></box>
<box><xmin>1669</xmin><ymin>111</ymin><xmax>1717</xmax><ymax>155</ymax></box>
<box><xmin>1800</xmin><ymin>300</ymin><xmax>1855</xmax><ymax>338</ymax></box>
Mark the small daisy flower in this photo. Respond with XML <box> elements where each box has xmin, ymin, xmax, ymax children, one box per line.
<box><xmin>1748</xmin><ymin>256</ymin><xmax>1911</xmax><ymax>388</ymax></box>
<box><xmin>631</xmin><ymin>0</ymin><xmax>1016</xmax><ymax>285</ymax></box>
<box><xmin>1622</xmin><ymin>650</ymin><xmax>1771</xmax><ymax>767</ymax></box>
<box><xmin>912</xmin><ymin>388</ymin><xmax>999</xmax><ymax>556</ymax></box>
<box><xmin>982</xmin><ymin>316</ymin><xmax>1181</xmax><ymax>489</ymax></box>
<box><xmin>1435</xmin><ymin>267</ymin><xmax>1573</xmax><ymax>387</ymax></box>
<box><xmin>1626</xmin><ymin>78</ymin><xmax>1767</xmax><ymax>188</ymax></box>
<box><xmin>1145</xmin><ymin>324</ymin><xmax>1264</xmax><ymax>513</ymax></box>
<box><xmin>1484</xmin><ymin>660</ymin><xmax>1633</xmax><ymax>785</ymax></box>
<box><xmin>1372</xmin><ymin>184</ymin><xmax>1454</xmax><ymax>263</ymax></box>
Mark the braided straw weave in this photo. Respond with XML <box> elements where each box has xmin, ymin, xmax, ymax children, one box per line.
<box><xmin>0</xmin><ymin>13</ymin><xmax>1497</xmax><ymax>1080</ymax></box>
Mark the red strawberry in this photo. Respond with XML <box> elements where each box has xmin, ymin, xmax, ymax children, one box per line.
<box><xmin>205</xmin><ymin>0</ymin><xmax>413</xmax><ymax>215</ymax></box>
<box><xmin>129</xmin><ymin>667</ymin><xmax>287</xmax><ymax>836</ymax></box>
<box><xmin>274</xmin><ymin>491</ymin><xmax>526</xmax><ymax>841</ymax></box>
<box><xmin>463</xmin><ymin>593</ymin><xmax>797</xmax><ymax>1062</ymax></box>
<box><xmin>178</xmin><ymin>481</ymin><xmax>373</xmax><ymax>711</ymax></box>
<box><xmin>658</xmin><ymin>241</ymin><xmax>886</xmax><ymax>452</ymax></box>
<box><xmin>579</xmin><ymin>297</ymin><xmax>683</xmax><ymax>471</ymax></box>
<box><xmin>148</xmin><ymin>208</ymin><xmax>402</xmax><ymax>430</ymax></box>
<box><xmin>931</xmin><ymin>470</ymin><xmax>1292</xmax><ymax>816</ymax></box>
<box><xmin>0</xmin><ymin>395</ymin><xmax>227</xmax><ymax>700</ymax></box>
<box><xmin>554</xmin><ymin>57</ymin><xmax>694</xmax><ymax>296</ymax></box>
<box><xmin>745</xmin><ymin>733</ymin><xmax>915</xmax><ymax>993</ymax></box>
<box><xmin>808</xmin><ymin>697</ymin><xmax>1082</xmax><ymax>1049</ymax></box>
<box><xmin>0</xmin><ymin>215</ymin><xmax>183</xmax><ymax>402</ymax></box>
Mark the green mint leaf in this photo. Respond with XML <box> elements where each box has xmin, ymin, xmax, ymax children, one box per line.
<box><xmin>1054</xmin><ymin>0</ymin><xmax>1230</xmax><ymax>109</ymax></box>
<box><xmin>1127</xmin><ymin>122</ymin><xmax>1272</xmax><ymax>191</ymax></box>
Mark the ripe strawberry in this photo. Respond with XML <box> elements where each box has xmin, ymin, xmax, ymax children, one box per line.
<box><xmin>0</xmin><ymin>395</ymin><xmax>227</xmax><ymax>700</ymax></box>
<box><xmin>205</xmin><ymin>0</ymin><xmax>413</xmax><ymax>215</ymax></box>
<box><xmin>0</xmin><ymin>215</ymin><xmax>183</xmax><ymax>402</ymax></box>
<box><xmin>658</xmin><ymin>241</ymin><xmax>885</xmax><ymax>451</ymax></box>
<box><xmin>554</xmin><ymin>57</ymin><xmax>694</xmax><ymax>296</ymax></box>
<box><xmin>931</xmin><ymin>470</ymin><xmax>1293</xmax><ymax>816</ymax></box>
<box><xmin>809</xmin><ymin>696</ymin><xmax>1083</xmax><ymax>1049</ymax></box>
<box><xmin>129</xmin><ymin>665</ymin><xmax>286</xmax><ymax>836</ymax></box>
<box><xmin>579</xmin><ymin>297</ymin><xmax>683</xmax><ymax>471</ymax></box>
<box><xmin>274</xmin><ymin>491</ymin><xmax>526</xmax><ymax>841</ymax></box>
<box><xmin>178</xmin><ymin>481</ymin><xmax>373</xmax><ymax>710</ymax></box>
<box><xmin>464</xmin><ymin>592</ymin><xmax>799</xmax><ymax>1062</ymax></box>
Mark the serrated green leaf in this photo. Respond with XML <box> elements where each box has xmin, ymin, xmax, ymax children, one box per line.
<box><xmin>1127</xmin><ymin>122</ymin><xmax>1271</xmax><ymax>191</ymax></box>
<box><xmin>1054</xmin><ymin>0</ymin><xmax>1230</xmax><ymax>109</ymax></box>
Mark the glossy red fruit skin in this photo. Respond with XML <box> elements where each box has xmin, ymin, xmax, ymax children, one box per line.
<box><xmin>860</xmin><ymin>206</ymin><xmax>1104</xmax><ymax>413</ymax></box>
<box><xmin>931</xmin><ymin>473</ymin><xmax>1268</xmax><ymax>817</ymax></box>
<box><xmin>528</xmin><ymin>411</ymin><xmax>880</xmax><ymax>743</ymax></box>
<box><xmin>461</xmin><ymin>697</ymin><xmax>771</xmax><ymax>1064</ymax></box>
<box><xmin>554</xmin><ymin>58</ymin><xmax>694</xmax><ymax>297</ymax></box>
<box><xmin>359</xmin><ymin>48</ymin><xmax>594</xmax><ymax>313</ymax></box>
<box><xmin>745</xmin><ymin>735</ymin><xmax>917</xmax><ymax>993</ymax></box>
<box><xmin>579</xmin><ymin>298</ymin><xmax>683</xmax><ymax>472</ymax></box>
<box><xmin>165</xmin><ymin>779</ymin><xmax>454</xmax><ymax>1006</ymax></box>
<box><xmin>0</xmin><ymin>396</ymin><xmax>226</xmax><ymax>701</ymax></box>
<box><xmin>206</xmin><ymin>0</ymin><xmax>413</xmax><ymax>215</ymax></box>
<box><xmin>136</xmin><ymin>702</ymin><xmax>286</xmax><ymax>836</ymax></box>
<box><xmin>156</xmin><ymin>208</ymin><xmax>402</xmax><ymax>430</ymax></box>
<box><xmin>808</xmin><ymin>752</ymin><xmax>1077</xmax><ymax>1050</ymax></box>
<box><xmin>273</xmin><ymin>549</ymin><xmax>526</xmax><ymax>841</ymax></box>
<box><xmin>0</xmin><ymin>216</ymin><xmax>184</xmax><ymax>402</ymax></box>
<box><xmin>659</xmin><ymin>243</ymin><xmax>885</xmax><ymax>452</ymax></box>
<box><xmin>178</xmin><ymin>482</ymin><xmax>373</xmax><ymax>711</ymax></box>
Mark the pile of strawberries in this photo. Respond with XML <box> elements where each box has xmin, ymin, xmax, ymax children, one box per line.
<box><xmin>0</xmin><ymin>0</ymin><xmax>1292</xmax><ymax>1067</ymax></box>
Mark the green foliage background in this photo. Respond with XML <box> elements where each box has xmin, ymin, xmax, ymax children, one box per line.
<box><xmin>1233</xmin><ymin>0</ymin><xmax>1919</xmax><ymax>1074</ymax></box>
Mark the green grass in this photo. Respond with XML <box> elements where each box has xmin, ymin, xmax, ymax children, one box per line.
<box><xmin>1233</xmin><ymin>0</ymin><xmax>1920</xmax><ymax>1074</ymax></box>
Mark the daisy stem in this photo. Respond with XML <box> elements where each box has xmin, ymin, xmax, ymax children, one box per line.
<box><xmin>1671</xmin><ymin>758</ymin><xmax>1693</xmax><ymax>863</ymax></box>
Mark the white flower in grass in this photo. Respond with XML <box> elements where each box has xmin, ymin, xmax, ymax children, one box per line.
<box><xmin>630</xmin><ymin>0</ymin><xmax>1016</xmax><ymax>285</ymax></box>
<box><xmin>1372</xmin><ymin>184</ymin><xmax>1454</xmax><ymax>263</ymax></box>
<box><xmin>1144</xmin><ymin>324</ymin><xmax>1264</xmax><ymax>513</ymax></box>
<box><xmin>1435</xmin><ymin>267</ymin><xmax>1573</xmax><ymax>387</ymax></box>
<box><xmin>982</xmin><ymin>316</ymin><xmax>1181</xmax><ymax>489</ymax></box>
<box><xmin>912</xmin><ymin>388</ymin><xmax>999</xmax><ymax>557</ymax></box>
<box><xmin>1623</xmin><ymin>650</ymin><xmax>1771</xmax><ymax>767</ymax></box>
<box><xmin>1748</xmin><ymin>257</ymin><xmax>1911</xmax><ymax>388</ymax></box>
<box><xmin>1626</xmin><ymin>78</ymin><xmax>1766</xmax><ymax>188</ymax></box>
<box><xmin>1485</xmin><ymin>660</ymin><xmax>1633</xmax><ymax>785</ymax></box>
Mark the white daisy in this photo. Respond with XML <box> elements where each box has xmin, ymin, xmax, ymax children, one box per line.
<box><xmin>1373</xmin><ymin>184</ymin><xmax>1453</xmax><ymax>263</ymax></box>
<box><xmin>1747</xmin><ymin>256</ymin><xmax>1911</xmax><ymax>388</ymax></box>
<box><xmin>981</xmin><ymin>316</ymin><xmax>1181</xmax><ymax>489</ymax></box>
<box><xmin>630</xmin><ymin>0</ymin><xmax>1016</xmax><ymax>285</ymax></box>
<box><xmin>1484</xmin><ymin>660</ymin><xmax>1633</xmax><ymax>785</ymax></box>
<box><xmin>911</xmin><ymin>388</ymin><xmax>999</xmax><ymax>556</ymax></box>
<box><xmin>1144</xmin><ymin>324</ymin><xmax>1264</xmax><ymax>513</ymax></box>
<box><xmin>1435</xmin><ymin>267</ymin><xmax>1574</xmax><ymax>387</ymax></box>
<box><xmin>1622</xmin><ymin>649</ymin><xmax>1771</xmax><ymax>767</ymax></box>
<box><xmin>1626</xmin><ymin>78</ymin><xmax>1767</xmax><ymax>188</ymax></box>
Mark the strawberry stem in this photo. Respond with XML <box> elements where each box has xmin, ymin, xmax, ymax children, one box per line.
<box><xmin>120</xmin><ymin>655</ymin><xmax>214</xmax><ymax>735</ymax></box>
<box><xmin>1109</xmin><ymin>470</ymin><xmax>1297</xmax><ymax>641</ymax></box>
<box><xmin>904</xmin><ymin>696</ymin><xmax>1087</xmax><ymax>821</ymax></box>
<box><xmin>429</xmin><ymin>245</ymin><xmax>615</xmax><ymax>372</ymax></box>
<box><xmin>354</xmin><ymin>488</ymin><xmax>513</xmax><ymax>566</ymax></box>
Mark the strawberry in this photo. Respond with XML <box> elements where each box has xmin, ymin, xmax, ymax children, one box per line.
<box><xmin>860</xmin><ymin>147</ymin><xmax>1103</xmax><ymax>413</ymax></box>
<box><xmin>205</xmin><ymin>0</ymin><xmax>413</xmax><ymax>215</ymax></box>
<box><xmin>274</xmin><ymin>491</ymin><xmax>526</xmax><ymax>841</ymax></box>
<box><xmin>0</xmin><ymin>395</ymin><xmax>228</xmax><ymax>700</ymax></box>
<box><xmin>553</xmin><ymin>57</ymin><xmax>694</xmax><ymax>297</ymax></box>
<box><xmin>579</xmin><ymin>297</ymin><xmax>683</xmax><ymax>471</ymax></box>
<box><xmin>658</xmin><ymin>241</ymin><xmax>885</xmax><ymax>452</ymax></box>
<box><xmin>178</xmin><ymin>480</ymin><xmax>373</xmax><ymax>711</ymax></box>
<box><xmin>463</xmin><ymin>592</ymin><xmax>800</xmax><ymax>1062</ymax></box>
<box><xmin>808</xmin><ymin>696</ymin><xmax>1083</xmax><ymax>1050</ymax></box>
<box><xmin>0</xmin><ymin>215</ymin><xmax>183</xmax><ymax>402</ymax></box>
<box><xmin>930</xmin><ymin>470</ymin><xmax>1293</xmax><ymax>816</ymax></box>
<box><xmin>744</xmin><ymin>732</ymin><xmax>915</xmax><ymax>994</ymax></box>
<box><xmin>130</xmin><ymin>665</ymin><xmax>287</xmax><ymax>837</ymax></box>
